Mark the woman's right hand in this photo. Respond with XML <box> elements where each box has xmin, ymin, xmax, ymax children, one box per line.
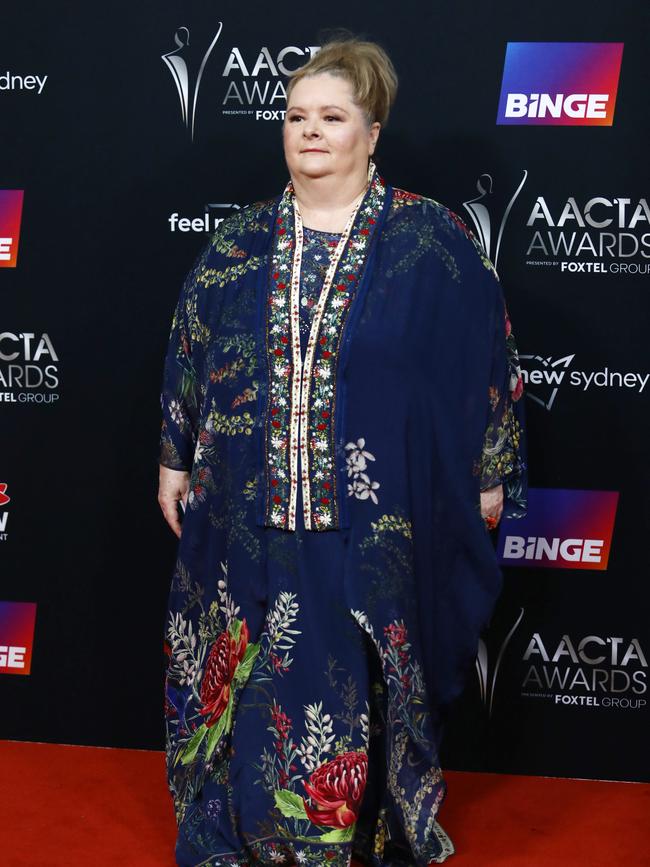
<box><xmin>158</xmin><ymin>465</ymin><xmax>190</xmax><ymax>538</ymax></box>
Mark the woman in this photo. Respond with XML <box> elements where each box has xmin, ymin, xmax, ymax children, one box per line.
<box><xmin>159</xmin><ymin>37</ymin><xmax>526</xmax><ymax>867</ymax></box>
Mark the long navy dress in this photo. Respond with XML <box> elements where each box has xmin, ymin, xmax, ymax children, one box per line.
<box><xmin>161</xmin><ymin>170</ymin><xmax>527</xmax><ymax>867</ymax></box>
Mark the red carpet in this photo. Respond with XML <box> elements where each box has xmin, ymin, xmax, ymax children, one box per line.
<box><xmin>0</xmin><ymin>739</ymin><xmax>648</xmax><ymax>866</ymax></box>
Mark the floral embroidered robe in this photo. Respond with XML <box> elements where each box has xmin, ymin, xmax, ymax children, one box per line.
<box><xmin>160</xmin><ymin>169</ymin><xmax>527</xmax><ymax>867</ymax></box>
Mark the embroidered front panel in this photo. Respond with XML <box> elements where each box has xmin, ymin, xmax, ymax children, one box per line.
<box><xmin>263</xmin><ymin>171</ymin><xmax>387</xmax><ymax>531</ymax></box>
<box><xmin>301</xmin><ymin>178</ymin><xmax>385</xmax><ymax>530</ymax></box>
<box><xmin>264</xmin><ymin>194</ymin><xmax>298</xmax><ymax>530</ymax></box>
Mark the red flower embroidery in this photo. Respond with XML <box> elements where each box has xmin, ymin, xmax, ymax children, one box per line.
<box><xmin>199</xmin><ymin>620</ymin><xmax>249</xmax><ymax>728</ymax></box>
<box><xmin>512</xmin><ymin>374</ymin><xmax>524</xmax><ymax>402</ymax></box>
<box><xmin>384</xmin><ymin>622</ymin><xmax>408</xmax><ymax>648</ymax></box>
<box><xmin>302</xmin><ymin>751</ymin><xmax>368</xmax><ymax>828</ymax></box>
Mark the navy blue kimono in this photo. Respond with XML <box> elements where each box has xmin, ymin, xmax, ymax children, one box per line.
<box><xmin>160</xmin><ymin>168</ymin><xmax>527</xmax><ymax>866</ymax></box>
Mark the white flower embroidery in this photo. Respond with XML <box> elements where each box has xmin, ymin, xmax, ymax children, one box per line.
<box><xmin>345</xmin><ymin>437</ymin><xmax>374</xmax><ymax>474</ymax></box>
<box><xmin>345</xmin><ymin>437</ymin><xmax>380</xmax><ymax>503</ymax></box>
<box><xmin>348</xmin><ymin>475</ymin><xmax>380</xmax><ymax>504</ymax></box>
<box><xmin>169</xmin><ymin>400</ymin><xmax>186</xmax><ymax>427</ymax></box>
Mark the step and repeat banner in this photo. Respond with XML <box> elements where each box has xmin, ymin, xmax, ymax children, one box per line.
<box><xmin>2</xmin><ymin>1</ymin><xmax>648</xmax><ymax>784</ymax></box>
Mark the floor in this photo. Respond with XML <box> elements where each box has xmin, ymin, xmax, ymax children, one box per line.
<box><xmin>1</xmin><ymin>739</ymin><xmax>648</xmax><ymax>866</ymax></box>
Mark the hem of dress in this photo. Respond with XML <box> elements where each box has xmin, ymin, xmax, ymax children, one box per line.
<box><xmin>176</xmin><ymin>818</ymin><xmax>456</xmax><ymax>867</ymax></box>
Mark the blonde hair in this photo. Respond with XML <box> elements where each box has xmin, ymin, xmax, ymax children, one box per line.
<box><xmin>286</xmin><ymin>36</ymin><xmax>398</xmax><ymax>127</ymax></box>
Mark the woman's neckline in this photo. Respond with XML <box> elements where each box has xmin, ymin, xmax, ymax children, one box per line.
<box><xmin>303</xmin><ymin>225</ymin><xmax>342</xmax><ymax>237</ymax></box>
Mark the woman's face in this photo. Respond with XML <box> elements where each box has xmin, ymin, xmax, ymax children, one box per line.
<box><xmin>283</xmin><ymin>72</ymin><xmax>380</xmax><ymax>185</ymax></box>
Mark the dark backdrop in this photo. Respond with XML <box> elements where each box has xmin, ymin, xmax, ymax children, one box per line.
<box><xmin>1</xmin><ymin>0</ymin><xmax>648</xmax><ymax>784</ymax></box>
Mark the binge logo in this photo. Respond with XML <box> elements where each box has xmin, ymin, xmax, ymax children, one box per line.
<box><xmin>498</xmin><ymin>488</ymin><xmax>619</xmax><ymax>570</ymax></box>
<box><xmin>0</xmin><ymin>190</ymin><xmax>25</xmax><ymax>268</ymax></box>
<box><xmin>497</xmin><ymin>43</ymin><xmax>624</xmax><ymax>126</ymax></box>
<box><xmin>0</xmin><ymin>601</ymin><xmax>37</xmax><ymax>675</ymax></box>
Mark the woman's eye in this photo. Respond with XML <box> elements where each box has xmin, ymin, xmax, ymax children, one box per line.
<box><xmin>287</xmin><ymin>114</ymin><xmax>303</xmax><ymax>122</ymax></box>
<box><xmin>325</xmin><ymin>115</ymin><xmax>341</xmax><ymax>122</ymax></box>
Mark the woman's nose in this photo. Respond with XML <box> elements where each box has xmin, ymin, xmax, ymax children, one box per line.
<box><xmin>302</xmin><ymin>119</ymin><xmax>321</xmax><ymax>138</ymax></box>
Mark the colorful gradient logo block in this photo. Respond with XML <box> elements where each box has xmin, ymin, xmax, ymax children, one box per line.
<box><xmin>0</xmin><ymin>601</ymin><xmax>37</xmax><ymax>675</ymax></box>
<box><xmin>497</xmin><ymin>42</ymin><xmax>624</xmax><ymax>126</ymax></box>
<box><xmin>0</xmin><ymin>190</ymin><xmax>25</xmax><ymax>268</ymax></box>
<box><xmin>497</xmin><ymin>488</ymin><xmax>619</xmax><ymax>570</ymax></box>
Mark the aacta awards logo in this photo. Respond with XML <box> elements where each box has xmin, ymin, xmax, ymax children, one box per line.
<box><xmin>0</xmin><ymin>601</ymin><xmax>37</xmax><ymax>676</ymax></box>
<box><xmin>463</xmin><ymin>171</ymin><xmax>528</xmax><ymax>273</ymax></box>
<box><xmin>522</xmin><ymin>631</ymin><xmax>646</xmax><ymax>711</ymax></box>
<box><xmin>162</xmin><ymin>22</ymin><xmax>318</xmax><ymax>138</ymax></box>
<box><xmin>0</xmin><ymin>190</ymin><xmax>25</xmax><ymax>269</ymax></box>
<box><xmin>497</xmin><ymin>488</ymin><xmax>619</xmax><ymax>571</ymax></box>
<box><xmin>461</xmin><ymin>169</ymin><xmax>650</xmax><ymax>278</ymax></box>
<box><xmin>0</xmin><ymin>482</ymin><xmax>10</xmax><ymax>542</ymax></box>
<box><xmin>497</xmin><ymin>42</ymin><xmax>624</xmax><ymax>126</ymax></box>
<box><xmin>0</xmin><ymin>332</ymin><xmax>60</xmax><ymax>404</ymax></box>
<box><xmin>476</xmin><ymin>607</ymin><xmax>525</xmax><ymax>717</ymax></box>
<box><xmin>477</xmin><ymin>608</ymin><xmax>646</xmax><ymax>713</ymax></box>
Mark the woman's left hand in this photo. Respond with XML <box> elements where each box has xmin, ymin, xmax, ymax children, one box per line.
<box><xmin>480</xmin><ymin>483</ymin><xmax>503</xmax><ymax>530</ymax></box>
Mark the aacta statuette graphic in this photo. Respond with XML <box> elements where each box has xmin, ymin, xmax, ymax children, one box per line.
<box><xmin>475</xmin><ymin>607</ymin><xmax>524</xmax><ymax>717</ymax></box>
<box><xmin>463</xmin><ymin>170</ymin><xmax>527</xmax><ymax>273</ymax></box>
<box><xmin>162</xmin><ymin>24</ymin><xmax>223</xmax><ymax>141</ymax></box>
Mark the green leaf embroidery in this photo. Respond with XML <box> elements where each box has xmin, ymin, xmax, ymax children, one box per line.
<box><xmin>318</xmin><ymin>825</ymin><xmax>356</xmax><ymax>842</ymax></box>
<box><xmin>274</xmin><ymin>789</ymin><xmax>309</xmax><ymax>819</ymax></box>
<box><xmin>205</xmin><ymin>696</ymin><xmax>234</xmax><ymax>761</ymax></box>
<box><xmin>177</xmin><ymin>723</ymin><xmax>208</xmax><ymax>766</ymax></box>
<box><xmin>233</xmin><ymin>642</ymin><xmax>260</xmax><ymax>685</ymax></box>
<box><xmin>229</xmin><ymin>618</ymin><xmax>243</xmax><ymax>643</ymax></box>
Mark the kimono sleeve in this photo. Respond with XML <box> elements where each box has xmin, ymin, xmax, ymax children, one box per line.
<box><xmin>159</xmin><ymin>242</ymin><xmax>209</xmax><ymax>472</ymax></box>
<box><xmin>479</xmin><ymin>287</ymin><xmax>528</xmax><ymax>519</ymax></box>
